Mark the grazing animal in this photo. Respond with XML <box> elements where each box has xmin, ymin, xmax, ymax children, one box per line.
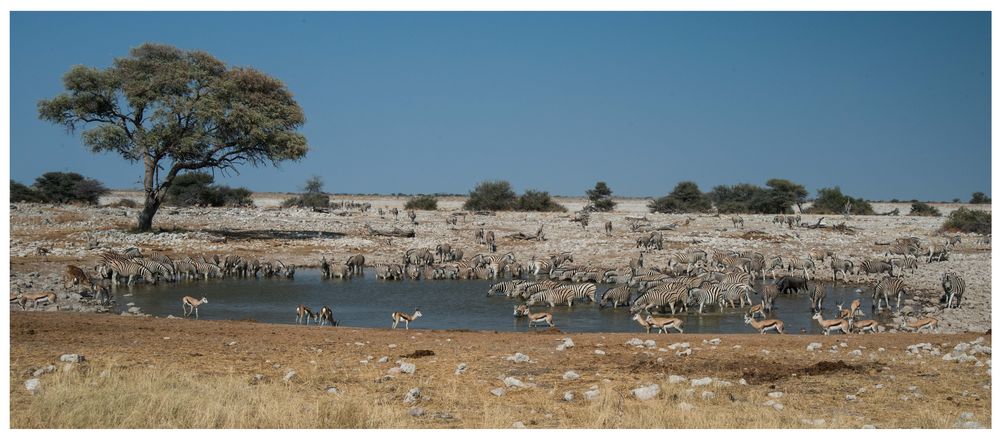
<box><xmin>296</xmin><ymin>304</ymin><xmax>318</xmax><ymax>325</ymax></box>
<box><xmin>318</xmin><ymin>305</ymin><xmax>338</xmax><ymax>326</ymax></box>
<box><xmin>391</xmin><ymin>308</ymin><xmax>423</xmax><ymax>330</ymax></box>
<box><xmin>940</xmin><ymin>272</ymin><xmax>966</xmax><ymax>309</ymax></box>
<box><xmin>604</xmin><ymin>220</ymin><xmax>613</xmax><ymax>235</ymax></box>
<box><xmin>64</xmin><ymin>264</ymin><xmax>90</xmax><ymax>290</ymax></box>
<box><xmin>645</xmin><ymin>315</ymin><xmax>684</xmax><ymax>334</ymax></box>
<box><xmin>514</xmin><ymin>304</ymin><xmax>554</xmax><ymax>327</ymax></box>
<box><xmin>830</xmin><ymin>258</ymin><xmax>854</xmax><ymax>283</ymax></box>
<box><xmin>903</xmin><ymin>317</ymin><xmax>939</xmax><ymax>333</ymax></box>
<box><xmin>16</xmin><ymin>291</ymin><xmax>57</xmax><ymax>310</ymax></box>
<box><xmin>853</xmin><ymin>319</ymin><xmax>880</xmax><ymax>334</ymax></box>
<box><xmin>809</xmin><ymin>285</ymin><xmax>827</xmax><ymax>314</ymax></box>
<box><xmin>812</xmin><ymin>312</ymin><xmax>849</xmax><ymax>335</ymax></box>
<box><xmin>873</xmin><ymin>277</ymin><xmax>908</xmax><ymax>313</ymax></box>
<box><xmin>761</xmin><ymin>283</ymin><xmax>780</xmax><ymax>312</ymax></box>
<box><xmin>600</xmin><ymin>284</ymin><xmax>632</xmax><ymax>308</ymax></box>
<box><xmin>181</xmin><ymin>296</ymin><xmax>208</xmax><ymax>318</ymax></box>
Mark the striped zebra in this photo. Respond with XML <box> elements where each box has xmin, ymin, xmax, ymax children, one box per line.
<box><xmin>940</xmin><ymin>272</ymin><xmax>966</xmax><ymax>309</ymax></box>
<box><xmin>515</xmin><ymin>282</ymin><xmax>552</xmax><ymax>300</ymax></box>
<box><xmin>174</xmin><ymin>259</ymin><xmax>199</xmax><ymax>280</ymax></box>
<box><xmin>783</xmin><ymin>257</ymin><xmax>815</xmax><ymax>281</ymax></box>
<box><xmin>885</xmin><ymin>241</ymin><xmax>919</xmax><ymax>258</ymax></box>
<box><xmin>889</xmin><ymin>257</ymin><xmax>919</xmax><ymax>275</ymax></box>
<box><xmin>561</xmin><ymin>283</ymin><xmax>597</xmax><ymax>303</ymax></box>
<box><xmin>808</xmin><ymin>249</ymin><xmax>834</xmax><ymax>263</ymax></box>
<box><xmin>689</xmin><ymin>285</ymin><xmax>724</xmax><ymax>313</ymax></box>
<box><xmin>463</xmin><ymin>266</ymin><xmax>490</xmax><ymax>280</ymax></box>
<box><xmin>872</xmin><ymin>277</ymin><xmax>908</xmax><ymax>312</ymax></box>
<box><xmin>630</xmin><ymin>283</ymin><xmax>689</xmax><ymax>315</ymax></box>
<box><xmin>718</xmin><ymin>283</ymin><xmax>753</xmax><ymax>308</ymax></box>
<box><xmin>599</xmin><ymin>284</ymin><xmax>632</xmax><ymax>308</ymax></box>
<box><xmin>526</xmin><ymin>288</ymin><xmax>575</xmax><ymax>307</ymax></box>
<box><xmin>668</xmin><ymin>250</ymin><xmax>707</xmax><ymax>275</ymax></box>
<box><xmin>105</xmin><ymin>258</ymin><xmax>156</xmax><ymax>286</ymax></box>
<box><xmin>191</xmin><ymin>259</ymin><xmax>222</xmax><ymax>280</ymax></box>
<box><xmin>149</xmin><ymin>252</ymin><xmax>176</xmax><ymax>276</ymax></box>
<box><xmin>857</xmin><ymin>259</ymin><xmax>894</xmax><ymax>278</ymax></box>
<box><xmin>373</xmin><ymin>263</ymin><xmax>403</xmax><ymax>280</ymax></box>
<box><xmin>830</xmin><ymin>258</ymin><xmax>854</xmax><ymax>283</ymax></box>
<box><xmin>731</xmin><ymin>215</ymin><xmax>744</xmax><ymax>228</ymax></box>
<box><xmin>809</xmin><ymin>285</ymin><xmax>827</xmax><ymax>314</ymax></box>
<box><xmin>132</xmin><ymin>258</ymin><xmax>172</xmax><ymax>282</ymax></box>
<box><xmin>527</xmin><ymin>257</ymin><xmax>552</xmax><ymax>275</ymax></box>
<box><xmin>488</xmin><ymin>280</ymin><xmax>528</xmax><ymax>297</ymax></box>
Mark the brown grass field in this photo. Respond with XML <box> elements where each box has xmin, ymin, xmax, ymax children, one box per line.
<box><xmin>9</xmin><ymin>312</ymin><xmax>991</xmax><ymax>428</ymax></box>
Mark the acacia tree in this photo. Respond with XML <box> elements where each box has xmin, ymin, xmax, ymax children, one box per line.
<box><xmin>586</xmin><ymin>181</ymin><xmax>616</xmax><ymax>211</ymax></box>
<box><xmin>38</xmin><ymin>43</ymin><xmax>308</xmax><ymax>230</ymax></box>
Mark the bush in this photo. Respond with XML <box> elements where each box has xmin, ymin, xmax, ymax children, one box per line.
<box><xmin>515</xmin><ymin>190</ymin><xmax>567</xmax><ymax>212</ymax></box>
<box><xmin>165</xmin><ymin>172</ymin><xmax>254</xmax><ymax>207</ymax></box>
<box><xmin>942</xmin><ymin>207</ymin><xmax>990</xmax><ymax>234</ymax></box>
<box><xmin>405</xmin><ymin>195</ymin><xmax>438</xmax><ymax>210</ymax></box>
<box><xmin>648</xmin><ymin>181</ymin><xmax>712</xmax><ymax>213</ymax></box>
<box><xmin>464</xmin><ymin>180</ymin><xmax>517</xmax><ymax>211</ymax></box>
<box><xmin>970</xmin><ymin>192</ymin><xmax>991</xmax><ymax>204</ymax></box>
<box><xmin>909</xmin><ymin>201</ymin><xmax>941</xmax><ymax>217</ymax></box>
<box><xmin>586</xmin><ymin>181</ymin><xmax>616</xmax><ymax>212</ymax></box>
<box><xmin>806</xmin><ymin>186</ymin><xmax>875</xmax><ymax>215</ymax></box>
<box><xmin>31</xmin><ymin>172</ymin><xmax>108</xmax><ymax>204</ymax></box>
<box><xmin>108</xmin><ymin>198</ymin><xmax>139</xmax><ymax>208</ymax></box>
<box><xmin>11</xmin><ymin>181</ymin><xmax>44</xmax><ymax>203</ymax></box>
<box><xmin>765</xmin><ymin>179</ymin><xmax>808</xmax><ymax>213</ymax></box>
<box><xmin>283</xmin><ymin>176</ymin><xmax>329</xmax><ymax>208</ymax></box>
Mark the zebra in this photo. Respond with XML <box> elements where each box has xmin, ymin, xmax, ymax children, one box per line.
<box><xmin>718</xmin><ymin>283</ymin><xmax>753</xmax><ymax>309</ymax></box>
<box><xmin>773</xmin><ymin>215</ymin><xmax>786</xmax><ymax>226</ymax></box>
<box><xmin>830</xmin><ymin>258</ymin><xmax>854</xmax><ymax>284</ymax></box>
<box><xmin>132</xmin><ymin>258</ymin><xmax>173</xmax><ymax>282</ymax></box>
<box><xmin>599</xmin><ymin>284</ymin><xmax>632</xmax><ymax>308</ymax></box>
<box><xmin>885</xmin><ymin>241</ymin><xmax>919</xmax><ymax>258</ymax></box>
<box><xmin>668</xmin><ymin>250</ymin><xmax>707</xmax><ymax>275</ymax></box>
<box><xmin>808</xmin><ymin>249</ymin><xmax>834</xmax><ymax>263</ymax></box>
<box><xmin>475</xmin><ymin>228</ymin><xmax>485</xmax><ymax>245</ymax></box>
<box><xmin>373</xmin><ymin>263</ymin><xmax>403</xmax><ymax>280</ymax></box>
<box><xmin>191</xmin><ymin>260</ymin><xmax>222</xmax><ymax>280</ymax></box>
<box><xmin>809</xmin><ymin>285</ymin><xmax>827</xmax><ymax>314</ymax></box>
<box><xmin>105</xmin><ymin>259</ymin><xmax>156</xmax><ymax>286</ymax></box>
<box><xmin>784</xmin><ymin>258</ymin><xmax>815</xmax><ymax>280</ymax></box>
<box><xmin>731</xmin><ymin>215</ymin><xmax>744</xmax><ymax>228</ymax></box>
<box><xmin>526</xmin><ymin>288</ymin><xmax>575</xmax><ymax>307</ymax></box>
<box><xmin>485</xmin><ymin>231</ymin><xmax>496</xmax><ymax>253</ymax></box>
<box><xmin>604</xmin><ymin>220</ymin><xmax>613</xmax><ymax>235</ymax></box>
<box><xmin>940</xmin><ymin>272</ymin><xmax>966</xmax><ymax>309</ymax></box>
<box><xmin>856</xmin><ymin>259</ymin><xmax>894</xmax><ymax>278</ymax></box>
<box><xmin>488</xmin><ymin>280</ymin><xmax>529</xmax><ymax>297</ymax></box>
<box><xmin>463</xmin><ymin>267</ymin><xmax>490</xmax><ymax>280</ymax></box>
<box><xmin>345</xmin><ymin>254</ymin><xmax>366</xmax><ymax>275</ymax></box>
<box><xmin>630</xmin><ymin>284</ymin><xmax>689</xmax><ymax>315</ymax></box>
<box><xmin>889</xmin><ymin>257</ymin><xmax>919</xmax><ymax>275</ymax></box>
<box><xmin>872</xmin><ymin>277</ymin><xmax>908</xmax><ymax>313</ymax></box>
<box><xmin>689</xmin><ymin>285</ymin><xmax>725</xmax><ymax>313</ymax></box>
<box><xmin>560</xmin><ymin>283</ymin><xmax>597</xmax><ymax>303</ymax></box>
<box><xmin>435</xmin><ymin>244</ymin><xmax>452</xmax><ymax>262</ymax></box>
<box><xmin>549</xmin><ymin>252</ymin><xmax>573</xmax><ymax>268</ymax></box>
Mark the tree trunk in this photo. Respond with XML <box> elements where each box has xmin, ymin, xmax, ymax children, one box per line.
<box><xmin>137</xmin><ymin>194</ymin><xmax>162</xmax><ymax>231</ymax></box>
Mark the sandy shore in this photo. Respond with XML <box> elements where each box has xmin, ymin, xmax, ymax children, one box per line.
<box><xmin>9</xmin><ymin>312</ymin><xmax>992</xmax><ymax>428</ymax></box>
<box><xmin>9</xmin><ymin>195</ymin><xmax>991</xmax><ymax>332</ymax></box>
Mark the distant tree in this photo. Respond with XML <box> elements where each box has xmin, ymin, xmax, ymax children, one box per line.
<box><xmin>464</xmin><ymin>180</ymin><xmax>517</xmax><ymax>211</ymax></box>
<box><xmin>10</xmin><ymin>181</ymin><xmax>44</xmax><ymax>203</ymax></box>
<box><xmin>165</xmin><ymin>172</ymin><xmax>253</xmax><ymax>207</ymax></box>
<box><xmin>942</xmin><ymin>207</ymin><xmax>991</xmax><ymax>234</ymax></box>
<box><xmin>586</xmin><ymin>181</ymin><xmax>616</xmax><ymax>212</ymax></box>
<box><xmin>515</xmin><ymin>190</ymin><xmax>567</xmax><ymax>212</ymax></box>
<box><xmin>405</xmin><ymin>195</ymin><xmax>438</xmax><ymax>211</ymax></box>
<box><xmin>648</xmin><ymin>181</ymin><xmax>712</xmax><ymax>213</ymax></box>
<box><xmin>38</xmin><ymin>43</ymin><xmax>308</xmax><ymax>230</ymax></box>
<box><xmin>31</xmin><ymin>171</ymin><xmax>108</xmax><ymax>205</ymax></box>
<box><xmin>909</xmin><ymin>201</ymin><xmax>941</xmax><ymax>217</ymax></box>
<box><xmin>709</xmin><ymin>183</ymin><xmax>768</xmax><ymax>213</ymax></box>
<box><xmin>283</xmin><ymin>175</ymin><xmax>329</xmax><ymax>208</ymax></box>
<box><xmin>765</xmin><ymin>179</ymin><xmax>808</xmax><ymax>213</ymax></box>
<box><xmin>807</xmin><ymin>186</ymin><xmax>875</xmax><ymax>215</ymax></box>
<box><xmin>970</xmin><ymin>192</ymin><xmax>991</xmax><ymax>204</ymax></box>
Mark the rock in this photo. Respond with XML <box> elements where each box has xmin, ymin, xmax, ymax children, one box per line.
<box><xmin>563</xmin><ymin>371</ymin><xmax>580</xmax><ymax>381</ymax></box>
<box><xmin>772</xmin><ymin>403</ymin><xmax>784</xmax><ymax>411</ymax></box>
<box><xmin>504</xmin><ymin>376</ymin><xmax>528</xmax><ymax>388</ymax></box>
<box><xmin>399</xmin><ymin>362</ymin><xmax>416</xmax><ymax>374</ymax></box>
<box><xmin>701</xmin><ymin>391</ymin><xmax>715</xmax><ymax>400</ymax></box>
<box><xmin>846</xmin><ymin>395</ymin><xmax>857</xmax><ymax>401</ymax></box>
<box><xmin>627</xmin><ymin>338</ymin><xmax>644</xmax><ymax>347</ymax></box>
<box><xmin>714</xmin><ymin>380</ymin><xmax>733</xmax><ymax>387</ymax></box>
<box><xmin>490</xmin><ymin>388</ymin><xmax>506</xmax><ymax>397</ymax></box>
<box><xmin>706</xmin><ymin>338</ymin><xmax>722</xmax><ymax>345</ymax></box>
<box><xmin>409</xmin><ymin>407</ymin><xmax>425</xmax><ymax>417</ymax></box>
<box><xmin>807</xmin><ymin>343</ymin><xmax>822</xmax><ymax>352</ymax></box>
<box><xmin>507</xmin><ymin>353</ymin><xmax>530</xmax><ymax>363</ymax></box>
<box><xmin>32</xmin><ymin>365</ymin><xmax>56</xmax><ymax>377</ymax></box>
<box><xmin>632</xmin><ymin>384</ymin><xmax>660</xmax><ymax>400</ymax></box>
<box><xmin>378</xmin><ymin>356</ymin><xmax>389</xmax><ymax>363</ymax></box>
<box><xmin>512</xmin><ymin>421</ymin><xmax>526</xmax><ymax>429</ymax></box>
<box><xmin>668</xmin><ymin>342</ymin><xmax>690</xmax><ymax>350</ymax></box>
<box><xmin>24</xmin><ymin>378</ymin><xmax>40</xmax><ymax>394</ymax></box>
<box><xmin>455</xmin><ymin>363</ymin><xmax>468</xmax><ymax>375</ymax></box>
<box><xmin>739</xmin><ymin>378</ymin><xmax>747</xmax><ymax>385</ymax></box>
<box><xmin>403</xmin><ymin>387</ymin><xmax>421</xmax><ymax>404</ymax></box>
<box><xmin>677</xmin><ymin>402</ymin><xmax>694</xmax><ymax>412</ymax></box>
<box><xmin>676</xmin><ymin>349</ymin><xmax>692</xmax><ymax>357</ymax></box>
<box><xmin>959</xmin><ymin>421</ymin><xmax>983</xmax><ymax>429</ymax></box>
<box><xmin>387</xmin><ymin>367</ymin><xmax>401</xmax><ymax>376</ymax></box>
<box><xmin>225</xmin><ymin>341</ymin><xmax>237</xmax><ymax>346</ymax></box>
<box><xmin>59</xmin><ymin>354</ymin><xmax>85</xmax><ymax>363</ymax></box>
<box><xmin>283</xmin><ymin>370</ymin><xmax>297</xmax><ymax>382</ymax></box>
<box><xmin>668</xmin><ymin>375</ymin><xmax>688</xmax><ymax>384</ymax></box>
<box><xmin>563</xmin><ymin>391</ymin><xmax>575</xmax><ymax>402</ymax></box>
<box><xmin>556</xmin><ymin>338</ymin><xmax>575</xmax><ymax>351</ymax></box>
<box><xmin>862</xmin><ymin>425</ymin><xmax>876</xmax><ymax>429</ymax></box>
<box><xmin>584</xmin><ymin>389</ymin><xmax>600</xmax><ymax>400</ymax></box>
<box><xmin>768</xmin><ymin>391</ymin><xmax>784</xmax><ymax>398</ymax></box>
<box><xmin>326</xmin><ymin>387</ymin><xmax>339</xmax><ymax>394</ymax></box>
<box><xmin>900</xmin><ymin>305</ymin><xmax>914</xmax><ymax>316</ymax></box>
<box><xmin>594</xmin><ymin>349</ymin><xmax>606</xmax><ymax>355</ymax></box>
<box><xmin>691</xmin><ymin>377</ymin><xmax>713</xmax><ymax>387</ymax></box>
<box><xmin>643</xmin><ymin>339</ymin><xmax>656</xmax><ymax>348</ymax></box>
<box><xmin>960</xmin><ymin>412</ymin><xmax>975</xmax><ymax>420</ymax></box>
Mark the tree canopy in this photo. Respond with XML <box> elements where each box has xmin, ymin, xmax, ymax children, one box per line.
<box><xmin>648</xmin><ymin>181</ymin><xmax>712</xmax><ymax>213</ymax></box>
<box><xmin>38</xmin><ymin>43</ymin><xmax>308</xmax><ymax>230</ymax></box>
<box><xmin>464</xmin><ymin>180</ymin><xmax>517</xmax><ymax>211</ymax></box>
<box><xmin>586</xmin><ymin>181</ymin><xmax>616</xmax><ymax>211</ymax></box>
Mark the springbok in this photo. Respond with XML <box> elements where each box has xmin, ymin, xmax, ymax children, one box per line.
<box><xmin>181</xmin><ymin>296</ymin><xmax>208</xmax><ymax>318</ymax></box>
<box><xmin>812</xmin><ymin>312</ymin><xmax>849</xmax><ymax>335</ymax></box>
<box><xmin>645</xmin><ymin>315</ymin><xmax>684</xmax><ymax>334</ymax></box>
<box><xmin>748</xmin><ymin>303</ymin><xmax>767</xmax><ymax>319</ymax></box>
<box><xmin>744</xmin><ymin>313</ymin><xmax>785</xmax><ymax>334</ymax></box>
<box><xmin>903</xmin><ymin>317</ymin><xmax>939</xmax><ymax>333</ymax></box>
<box><xmin>318</xmin><ymin>305</ymin><xmax>338</xmax><ymax>326</ymax></box>
<box><xmin>514</xmin><ymin>305</ymin><xmax>554</xmax><ymax>327</ymax></box>
<box><xmin>391</xmin><ymin>308</ymin><xmax>423</xmax><ymax>330</ymax></box>
<box><xmin>16</xmin><ymin>291</ymin><xmax>58</xmax><ymax>310</ymax></box>
<box><xmin>852</xmin><ymin>319</ymin><xmax>880</xmax><ymax>334</ymax></box>
<box><xmin>631</xmin><ymin>313</ymin><xmax>654</xmax><ymax>333</ymax></box>
<box><xmin>296</xmin><ymin>304</ymin><xmax>318</xmax><ymax>325</ymax></box>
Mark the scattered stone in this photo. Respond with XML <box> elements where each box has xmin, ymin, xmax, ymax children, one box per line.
<box><xmin>455</xmin><ymin>363</ymin><xmax>468</xmax><ymax>375</ymax></box>
<box><xmin>668</xmin><ymin>375</ymin><xmax>688</xmax><ymax>384</ymax></box>
<box><xmin>409</xmin><ymin>407</ymin><xmax>425</xmax><ymax>417</ymax></box>
<box><xmin>378</xmin><ymin>356</ymin><xmax>389</xmax><ymax>363</ymax></box>
<box><xmin>802</xmin><ymin>418</ymin><xmax>827</xmax><ymax>426</ymax></box>
<box><xmin>563</xmin><ymin>370</ymin><xmax>580</xmax><ymax>381</ymax></box>
<box><xmin>594</xmin><ymin>349</ymin><xmax>606</xmax><ymax>355</ymax></box>
<box><xmin>507</xmin><ymin>353</ymin><xmax>530</xmax><ymax>363</ymax></box>
<box><xmin>32</xmin><ymin>365</ymin><xmax>56</xmax><ymax>377</ymax></box>
<box><xmin>644</xmin><ymin>339</ymin><xmax>656</xmax><ymax>348</ymax></box>
<box><xmin>862</xmin><ymin>425</ymin><xmax>876</xmax><ymax>429</ymax></box>
<box><xmin>283</xmin><ymin>370</ymin><xmax>297</xmax><ymax>382</ymax></box>
<box><xmin>563</xmin><ymin>391</ymin><xmax>575</xmax><ymax>402</ymax></box>
<box><xmin>768</xmin><ymin>391</ymin><xmax>784</xmax><ymax>398</ymax></box>
<box><xmin>691</xmin><ymin>377</ymin><xmax>713</xmax><ymax>387</ymax></box>
<box><xmin>849</xmin><ymin>350</ymin><xmax>862</xmax><ymax>357</ymax></box>
<box><xmin>632</xmin><ymin>384</ymin><xmax>660</xmax><ymax>400</ymax></box>
<box><xmin>399</xmin><ymin>362</ymin><xmax>416</xmax><ymax>374</ymax></box>
<box><xmin>738</xmin><ymin>378</ymin><xmax>748</xmax><ymax>385</ymax></box>
<box><xmin>677</xmin><ymin>402</ymin><xmax>694</xmax><ymax>412</ymax></box>
<box><xmin>714</xmin><ymin>380</ymin><xmax>733</xmax><ymax>387</ymax></box>
<box><xmin>846</xmin><ymin>395</ymin><xmax>857</xmax><ymax>401</ymax></box>
<box><xmin>701</xmin><ymin>391</ymin><xmax>715</xmax><ymax>400</ymax></box>
<box><xmin>556</xmin><ymin>338</ymin><xmax>575</xmax><ymax>351</ymax></box>
<box><xmin>627</xmin><ymin>338</ymin><xmax>644</xmax><ymax>347</ymax></box>
<box><xmin>584</xmin><ymin>389</ymin><xmax>600</xmax><ymax>401</ymax></box>
<box><xmin>504</xmin><ymin>376</ymin><xmax>529</xmax><ymax>388</ymax></box>
<box><xmin>676</xmin><ymin>349</ymin><xmax>692</xmax><ymax>357</ymax></box>
<box><xmin>326</xmin><ymin>387</ymin><xmax>339</xmax><ymax>394</ymax></box>
<box><xmin>24</xmin><ymin>378</ymin><xmax>40</xmax><ymax>395</ymax></box>
<box><xmin>59</xmin><ymin>354</ymin><xmax>84</xmax><ymax>363</ymax></box>
<box><xmin>403</xmin><ymin>387</ymin><xmax>421</xmax><ymax>404</ymax></box>
<box><xmin>706</xmin><ymin>338</ymin><xmax>722</xmax><ymax>345</ymax></box>
<box><xmin>225</xmin><ymin>341</ymin><xmax>237</xmax><ymax>346</ymax></box>
<box><xmin>772</xmin><ymin>403</ymin><xmax>784</xmax><ymax>411</ymax></box>
<box><xmin>512</xmin><ymin>421</ymin><xmax>526</xmax><ymax>429</ymax></box>
<box><xmin>960</xmin><ymin>412</ymin><xmax>975</xmax><ymax>420</ymax></box>
<box><xmin>491</xmin><ymin>388</ymin><xmax>506</xmax><ymax>397</ymax></box>
<box><xmin>668</xmin><ymin>342</ymin><xmax>690</xmax><ymax>350</ymax></box>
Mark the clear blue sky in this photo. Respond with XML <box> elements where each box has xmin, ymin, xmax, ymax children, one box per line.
<box><xmin>10</xmin><ymin>12</ymin><xmax>991</xmax><ymax>200</ymax></box>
